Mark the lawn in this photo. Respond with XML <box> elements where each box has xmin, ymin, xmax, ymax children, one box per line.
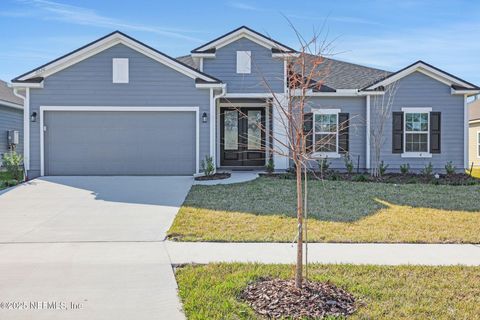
<box><xmin>168</xmin><ymin>177</ymin><xmax>480</xmax><ymax>243</ymax></box>
<box><xmin>176</xmin><ymin>263</ymin><xmax>480</xmax><ymax>320</ymax></box>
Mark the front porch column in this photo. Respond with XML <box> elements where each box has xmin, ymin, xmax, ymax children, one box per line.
<box><xmin>272</xmin><ymin>93</ymin><xmax>290</xmax><ymax>170</ymax></box>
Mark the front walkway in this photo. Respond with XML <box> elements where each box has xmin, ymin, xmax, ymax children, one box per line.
<box><xmin>166</xmin><ymin>241</ymin><xmax>480</xmax><ymax>266</ymax></box>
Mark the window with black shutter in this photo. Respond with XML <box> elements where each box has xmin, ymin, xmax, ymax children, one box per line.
<box><xmin>392</xmin><ymin>112</ymin><xmax>404</xmax><ymax>153</ymax></box>
<box><xmin>338</xmin><ymin>113</ymin><xmax>349</xmax><ymax>154</ymax></box>
<box><xmin>430</xmin><ymin>112</ymin><xmax>441</xmax><ymax>153</ymax></box>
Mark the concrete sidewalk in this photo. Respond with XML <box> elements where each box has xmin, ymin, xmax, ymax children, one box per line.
<box><xmin>166</xmin><ymin>241</ymin><xmax>480</xmax><ymax>266</ymax></box>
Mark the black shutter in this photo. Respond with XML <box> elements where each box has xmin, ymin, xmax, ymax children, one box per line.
<box><xmin>392</xmin><ymin>112</ymin><xmax>404</xmax><ymax>153</ymax></box>
<box><xmin>304</xmin><ymin>112</ymin><xmax>314</xmax><ymax>153</ymax></box>
<box><xmin>338</xmin><ymin>113</ymin><xmax>349</xmax><ymax>154</ymax></box>
<box><xmin>430</xmin><ymin>112</ymin><xmax>441</xmax><ymax>153</ymax></box>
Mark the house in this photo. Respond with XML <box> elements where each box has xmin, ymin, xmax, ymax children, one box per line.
<box><xmin>0</xmin><ymin>80</ymin><xmax>23</xmax><ymax>166</ymax></box>
<box><xmin>468</xmin><ymin>97</ymin><xmax>480</xmax><ymax>168</ymax></box>
<box><xmin>11</xmin><ymin>26</ymin><xmax>480</xmax><ymax>178</ymax></box>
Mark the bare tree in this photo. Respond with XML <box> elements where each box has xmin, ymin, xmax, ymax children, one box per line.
<box><xmin>220</xmin><ymin>23</ymin><xmax>343</xmax><ymax>288</ymax></box>
<box><xmin>370</xmin><ymin>83</ymin><xmax>398</xmax><ymax>177</ymax></box>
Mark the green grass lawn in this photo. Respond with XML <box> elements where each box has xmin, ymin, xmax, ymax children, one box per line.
<box><xmin>168</xmin><ymin>177</ymin><xmax>480</xmax><ymax>243</ymax></box>
<box><xmin>176</xmin><ymin>263</ymin><xmax>480</xmax><ymax>320</ymax></box>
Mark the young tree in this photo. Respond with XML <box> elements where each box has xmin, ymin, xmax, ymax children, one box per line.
<box><xmin>370</xmin><ymin>83</ymin><xmax>398</xmax><ymax>177</ymax></box>
<box><xmin>225</xmin><ymin>23</ymin><xmax>339</xmax><ymax>288</ymax></box>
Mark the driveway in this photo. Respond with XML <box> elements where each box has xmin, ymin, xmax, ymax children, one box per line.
<box><xmin>0</xmin><ymin>176</ymin><xmax>192</xmax><ymax>320</ymax></box>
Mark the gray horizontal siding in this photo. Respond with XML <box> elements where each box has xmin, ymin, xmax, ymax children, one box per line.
<box><xmin>29</xmin><ymin>43</ymin><xmax>210</xmax><ymax>178</ymax></box>
<box><xmin>203</xmin><ymin>38</ymin><xmax>284</xmax><ymax>93</ymax></box>
<box><xmin>0</xmin><ymin>105</ymin><xmax>23</xmax><ymax>165</ymax></box>
<box><xmin>305</xmin><ymin>96</ymin><xmax>366</xmax><ymax>170</ymax></box>
<box><xmin>371</xmin><ymin>71</ymin><xmax>465</xmax><ymax>171</ymax></box>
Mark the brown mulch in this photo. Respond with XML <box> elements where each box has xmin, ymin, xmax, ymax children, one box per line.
<box><xmin>194</xmin><ymin>172</ymin><xmax>231</xmax><ymax>181</ymax></box>
<box><xmin>240</xmin><ymin>278</ymin><xmax>357</xmax><ymax>319</ymax></box>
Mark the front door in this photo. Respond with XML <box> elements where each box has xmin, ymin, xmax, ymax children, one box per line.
<box><xmin>220</xmin><ymin>107</ymin><xmax>266</xmax><ymax>166</ymax></box>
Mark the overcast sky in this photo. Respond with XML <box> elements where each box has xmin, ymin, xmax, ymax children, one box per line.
<box><xmin>1</xmin><ymin>0</ymin><xmax>479</xmax><ymax>85</ymax></box>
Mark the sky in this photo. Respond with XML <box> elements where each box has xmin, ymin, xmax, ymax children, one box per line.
<box><xmin>1</xmin><ymin>0</ymin><xmax>479</xmax><ymax>84</ymax></box>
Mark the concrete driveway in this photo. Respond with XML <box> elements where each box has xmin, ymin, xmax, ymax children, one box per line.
<box><xmin>0</xmin><ymin>176</ymin><xmax>192</xmax><ymax>320</ymax></box>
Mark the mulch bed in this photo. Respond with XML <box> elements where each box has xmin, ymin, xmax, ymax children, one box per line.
<box><xmin>261</xmin><ymin>172</ymin><xmax>479</xmax><ymax>186</ymax></box>
<box><xmin>194</xmin><ymin>172</ymin><xmax>231</xmax><ymax>181</ymax></box>
<box><xmin>240</xmin><ymin>278</ymin><xmax>357</xmax><ymax>319</ymax></box>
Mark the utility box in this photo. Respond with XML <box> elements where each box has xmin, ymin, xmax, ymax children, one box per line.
<box><xmin>7</xmin><ymin>130</ymin><xmax>19</xmax><ymax>146</ymax></box>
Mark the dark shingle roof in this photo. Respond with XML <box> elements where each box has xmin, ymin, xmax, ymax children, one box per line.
<box><xmin>177</xmin><ymin>53</ymin><xmax>391</xmax><ymax>90</ymax></box>
<box><xmin>0</xmin><ymin>80</ymin><xmax>22</xmax><ymax>107</ymax></box>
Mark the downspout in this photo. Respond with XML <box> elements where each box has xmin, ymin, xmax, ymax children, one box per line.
<box><xmin>12</xmin><ymin>87</ymin><xmax>29</xmax><ymax>180</ymax></box>
<box><xmin>210</xmin><ymin>84</ymin><xmax>226</xmax><ymax>170</ymax></box>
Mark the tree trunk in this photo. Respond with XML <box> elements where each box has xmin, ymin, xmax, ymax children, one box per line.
<box><xmin>295</xmin><ymin>160</ymin><xmax>303</xmax><ymax>288</ymax></box>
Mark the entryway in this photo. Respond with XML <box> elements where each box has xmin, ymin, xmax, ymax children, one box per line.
<box><xmin>220</xmin><ymin>107</ymin><xmax>266</xmax><ymax>166</ymax></box>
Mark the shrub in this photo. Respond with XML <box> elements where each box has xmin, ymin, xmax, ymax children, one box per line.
<box><xmin>317</xmin><ymin>158</ymin><xmax>330</xmax><ymax>176</ymax></box>
<box><xmin>400</xmin><ymin>163</ymin><xmax>410</xmax><ymax>175</ymax></box>
<box><xmin>353</xmin><ymin>174</ymin><xmax>368</xmax><ymax>182</ymax></box>
<box><xmin>265</xmin><ymin>159</ymin><xmax>275</xmax><ymax>174</ymax></box>
<box><xmin>343</xmin><ymin>153</ymin><xmax>354</xmax><ymax>174</ymax></box>
<box><xmin>421</xmin><ymin>162</ymin><xmax>433</xmax><ymax>176</ymax></box>
<box><xmin>6</xmin><ymin>179</ymin><xmax>18</xmax><ymax>187</ymax></box>
<box><xmin>379</xmin><ymin>161</ymin><xmax>389</xmax><ymax>176</ymax></box>
<box><xmin>200</xmin><ymin>155</ymin><xmax>215</xmax><ymax>176</ymax></box>
<box><xmin>445</xmin><ymin>161</ymin><xmax>456</xmax><ymax>175</ymax></box>
<box><xmin>2</xmin><ymin>151</ymin><xmax>23</xmax><ymax>181</ymax></box>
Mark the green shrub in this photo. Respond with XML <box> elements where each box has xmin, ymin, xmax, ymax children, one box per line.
<box><xmin>421</xmin><ymin>162</ymin><xmax>433</xmax><ymax>176</ymax></box>
<box><xmin>400</xmin><ymin>163</ymin><xmax>410</xmax><ymax>175</ymax></box>
<box><xmin>445</xmin><ymin>161</ymin><xmax>456</xmax><ymax>175</ymax></box>
<box><xmin>200</xmin><ymin>155</ymin><xmax>215</xmax><ymax>176</ymax></box>
<box><xmin>6</xmin><ymin>179</ymin><xmax>18</xmax><ymax>187</ymax></box>
<box><xmin>2</xmin><ymin>151</ymin><xmax>23</xmax><ymax>181</ymax></box>
<box><xmin>343</xmin><ymin>153</ymin><xmax>354</xmax><ymax>174</ymax></box>
<box><xmin>353</xmin><ymin>174</ymin><xmax>368</xmax><ymax>182</ymax></box>
<box><xmin>265</xmin><ymin>158</ymin><xmax>275</xmax><ymax>174</ymax></box>
<box><xmin>379</xmin><ymin>161</ymin><xmax>389</xmax><ymax>176</ymax></box>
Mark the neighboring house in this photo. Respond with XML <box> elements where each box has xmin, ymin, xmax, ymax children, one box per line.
<box><xmin>0</xmin><ymin>80</ymin><xmax>23</xmax><ymax>166</ymax></box>
<box><xmin>11</xmin><ymin>26</ymin><xmax>480</xmax><ymax>178</ymax></box>
<box><xmin>468</xmin><ymin>97</ymin><xmax>480</xmax><ymax>168</ymax></box>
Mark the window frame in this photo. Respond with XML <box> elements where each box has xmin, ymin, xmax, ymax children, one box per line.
<box><xmin>112</xmin><ymin>58</ymin><xmax>129</xmax><ymax>83</ymax></box>
<box><xmin>401</xmin><ymin>107</ymin><xmax>432</xmax><ymax>158</ymax></box>
<box><xmin>312</xmin><ymin>108</ymin><xmax>341</xmax><ymax>158</ymax></box>
<box><xmin>236</xmin><ymin>51</ymin><xmax>251</xmax><ymax>74</ymax></box>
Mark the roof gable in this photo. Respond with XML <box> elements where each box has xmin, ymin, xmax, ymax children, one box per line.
<box><xmin>363</xmin><ymin>60</ymin><xmax>479</xmax><ymax>91</ymax></box>
<box><xmin>191</xmin><ymin>26</ymin><xmax>295</xmax><ymax>54</ymax></box>
<box><xmin>12</xmin><ymin>31</ymin><xmax>221</xmax><ymax>85</ymax></box>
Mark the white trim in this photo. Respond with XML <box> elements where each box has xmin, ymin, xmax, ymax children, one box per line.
<box><xmin>272</xmin><ymin>52</ymin><xmax>300</xmax><ymax>58</ymax></box>
<box><xmin>311</xmin><ymin>152</ymin><xmax>341</xmax><ymax>159</ymax></box>
<box><xmin>464</xmin><ymin>95</ymin><xmax>469</xmax><ymax>168</ymax></box>
<box><xmin>38</xmin><ymin>106</ymin><xmax>200</xmax><ymax>176</ymax></box>
<box><xmin>451</xmin><ymin>89</ymin><xmax>480</xmax><ymax>96</ymax></box>
<box><xmin>15</xmin><ymin>33</ymin><xmax>217</xmax><ymax>83</ymax></box>
<box><xmin>195</xmin><ymin>83</ymin><xmax>224</xmax><ymax>88</ymax></box>
<box><xmin>191</xmin><ymin>53</ymin><xmax>216</xmax><ymax>58</ymax></box>
<box><xmin>365</xmin><ymin>62</ymin><xmax>477</xmax><ymax>90</ymax></box>
<box><xmin>366</xmin><ymin>95</ymin><xmax>371</xmax><ymax>169</ymax></box>
<box><xmin>402</xmin><ymin>107</ymin><xmax>432</xmax><ymax>158</ymax></box>
<box><xmin>470</xmin><ymin>119</ymin><xmax>480</xmax><ymax>125</ymax></box>
<box><xmin>194</xmin><ymin>27</ymin><xmax>293</xmax><ymax>54</ymax></box>
<box><xmin>10</xmin><ymin>82</ymin><xmax>43</xmax><ymax>88</ymax></box>
<box><xmin>312</xmin><ymin>109</ymin><xmax>340</xmax><ymax>154</ymax></box>
<box><xmin>292</xmin><ymin>89</ymin><xmax>385</xmax><ymax>97</ymax></box>
<box><xmin>13</xmin><ymin>88</ymin><xmax>29</xmax><ymax>172</ymax></box>
<box><xmin>224</xmin><ymin>93</ymin><xmax>276</xmax><ymax>98</ymax></box>
<box><xmin>477</xmin><ymin>131</ymin><xmax>480</xmax><ymax>159</ymax></box>
<box><xmin>0</xmin><ymin>99</ymin><xmax>23</xmax><ymax>110</ymax></box>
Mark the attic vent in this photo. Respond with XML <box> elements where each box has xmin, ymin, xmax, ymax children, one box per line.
<box><xmin>236</xmin><ymin>51</ymin><xmax>251</xmax><ymax>74</ymax></box>
<box><xmin>112</xmin><ymin>58</ymin><xmax>129</xmax><ymax>83</ymax></box>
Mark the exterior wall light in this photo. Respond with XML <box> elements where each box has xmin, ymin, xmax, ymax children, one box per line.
<box><xmin>31</xmin><ymin>112</ymin><xmax>37</xmax><ymax>122</ymax></box>
<box><xmin>202</xmin><ymin>112</ymin><xmax>208</xmax><ymax>123</ymax></box>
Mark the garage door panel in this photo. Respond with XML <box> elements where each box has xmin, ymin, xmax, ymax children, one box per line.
<box><xmin>44</xmin><ymin>111</ymin><xmax>196</xmax><ymax>176</ymax></box>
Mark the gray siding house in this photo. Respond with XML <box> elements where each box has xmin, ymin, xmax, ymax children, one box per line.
<box><xmin>11</xmin><ymin>26</ymin><xmax>480</xmax><ymax>178</ymax></box>
<box><xmin>0</xmin><ymin>81</ymin><xmax>23</xmax><ymax>167</ymax></box>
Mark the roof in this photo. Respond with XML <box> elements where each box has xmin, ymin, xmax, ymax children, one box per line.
<box><xmin>469</xmin><ymin>98</ymin><xmax>480</xmax><ymax>122</ymax></box>
<box><xmin>0</xmin><ymin>80</ymin><xmax>23</xmax><ymax>108</ymax></box>
<box><xmin>191</xmin><ymin>25</ymin><xmax>296</xmax><ymax>54</ymax></box>
<box><xmin>12</xmin><ymin>31</ymin><xmax>221</xmax><ymax>85</ymax></box>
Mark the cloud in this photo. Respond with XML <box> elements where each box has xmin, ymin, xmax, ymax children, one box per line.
<box><xmin>228</xmin><ymin>1</ymin><xmax>264</xmax><ymax>11</ymax></box>
<box><xmin>17</xmin><ymin>0</ymin><xmax>205</xmax><ymax>42</ymax></box>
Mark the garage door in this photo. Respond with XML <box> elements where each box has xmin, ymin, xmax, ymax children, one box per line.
<box><xmin>43</xmin><ymin>110</ymin><xmax>196</xmax><ymax>176</ymax></box>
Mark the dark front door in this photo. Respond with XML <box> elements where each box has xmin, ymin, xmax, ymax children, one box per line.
<box><xmin>220</xmin><ymin>107</ymin><xmax>266</xmax><ymax>166</ymax></box>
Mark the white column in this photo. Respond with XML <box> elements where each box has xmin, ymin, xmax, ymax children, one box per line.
<box><xmin>366</xmin><ymin>95</ymin><xmax>371</xmax><ymax>169</ymax></box>
<box><xmin>272</xmin><ymin>93</ymin><xmax>289</xmax><ymax>170</ymax></box>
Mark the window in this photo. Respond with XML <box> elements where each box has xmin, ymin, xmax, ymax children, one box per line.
<box><xmin>112</xmin><ymin>58</ymin><xmax>129</xmax><ymax>83</ymax></box>
<box><xmin>313</xmin><ymin>110</ymin><xmax>339</xmax><ymax>155</ymax></box>
<box><xmin>236</xmin><ymin>51</ymin><xmax>251</xmax><ymax>74</ymax></box>
<box><xmin>478</xmin><ymin>131</ymin><xmax>480</xmax><ymax>158</ymax></box>
<box><xmin>404</xmin><ymin>112</ymin><xmax>429</xmax><ymax>152</ymax></box>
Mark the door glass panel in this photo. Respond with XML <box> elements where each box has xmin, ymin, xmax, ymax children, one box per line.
<box><xmin>224</xmin><ymin>110</ymin><xmax>238</xmax><ymax>150</ymax></box>
<box><xmin>247</xmin><ymin>110</ymin><xmax>262</xmax><ymax>150</ymax></box>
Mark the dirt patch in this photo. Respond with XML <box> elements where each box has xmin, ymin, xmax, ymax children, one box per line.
<box><xmin>194</xmin><ymin>172</ymin><xmax>231</xmax><ymax>181</ymax></box>
<box><xmin>240</xmin><ymin>277</ymin><xmax>357</xmax><ymax>319</ymax></box>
